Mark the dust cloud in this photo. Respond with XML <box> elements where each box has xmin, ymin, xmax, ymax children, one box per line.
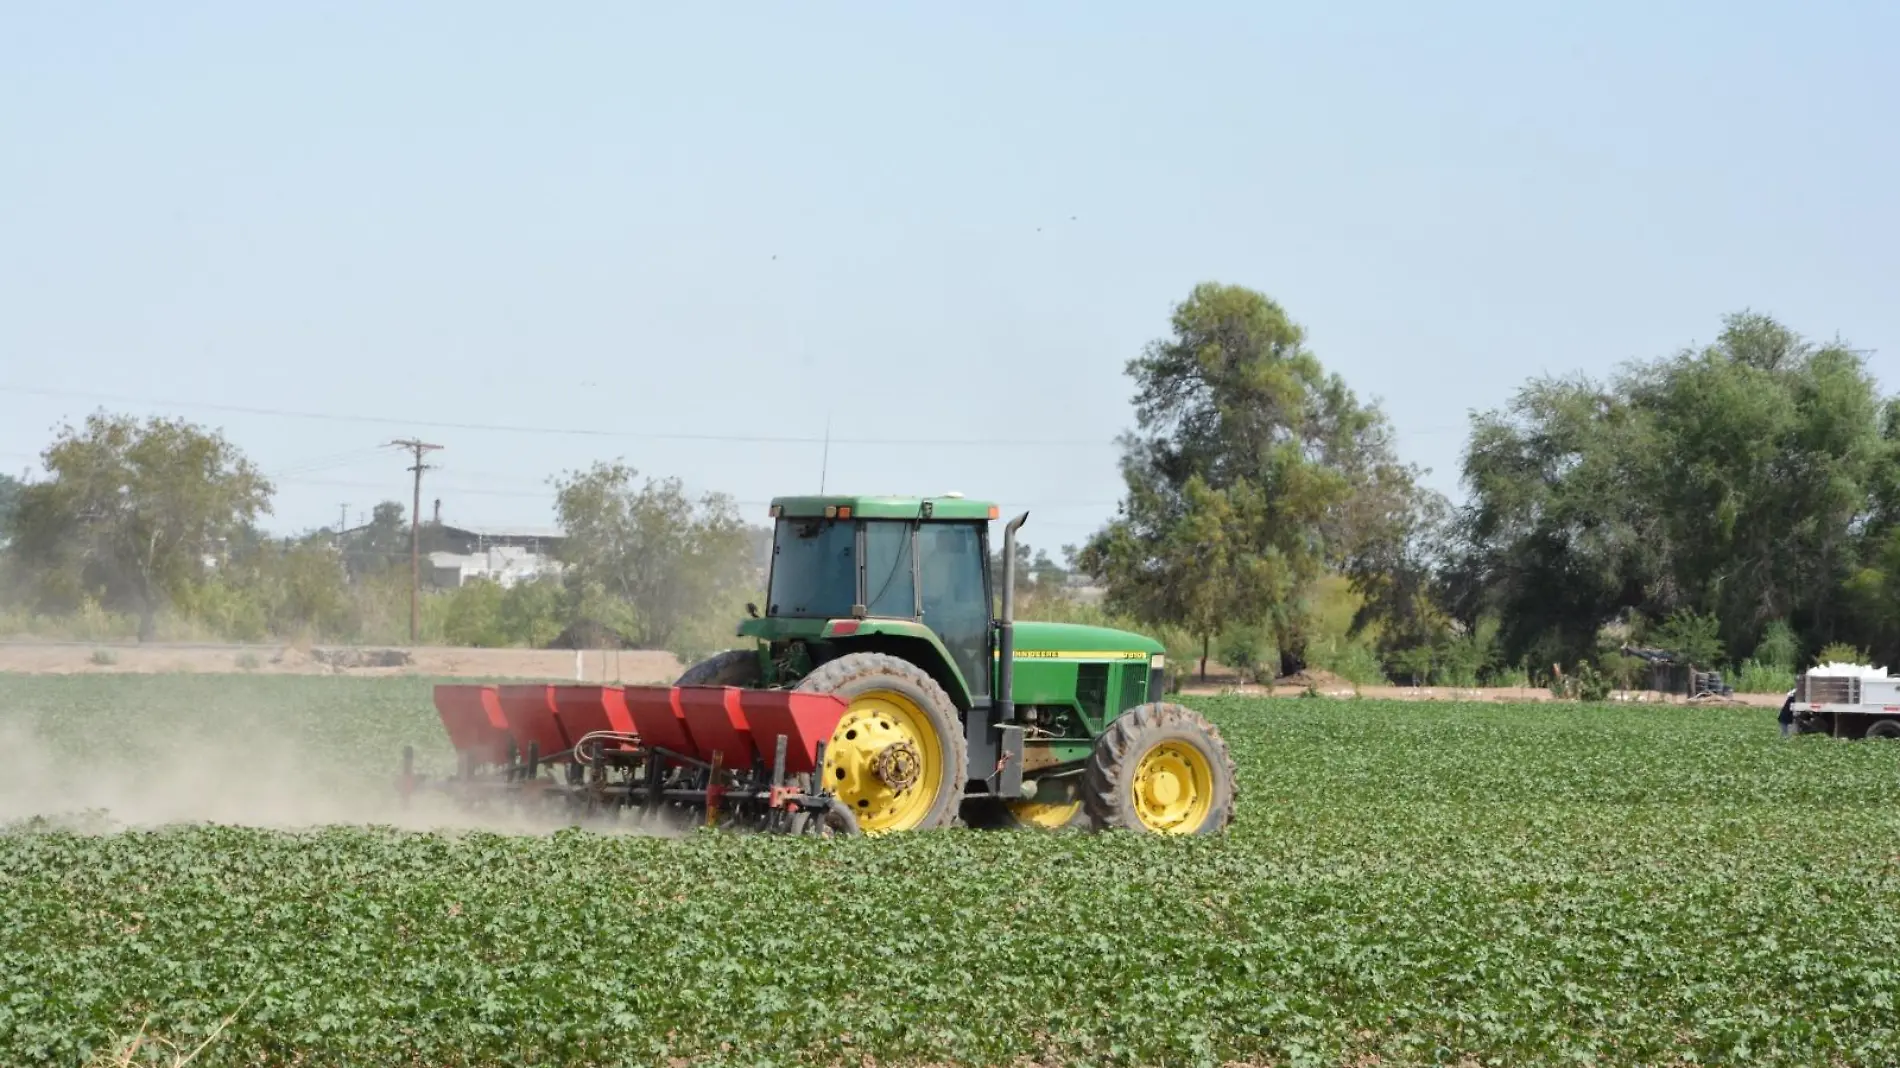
<box><xmin>0</xmin><ymin>714</ymin><xmax>685</xmax><ymax>838</ymax></box>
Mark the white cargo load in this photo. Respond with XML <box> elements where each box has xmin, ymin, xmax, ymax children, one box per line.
<box><xmin>1798</xmin><ymin>662</ymin><xmax>1899</xmax><ymax>708</ymax></box>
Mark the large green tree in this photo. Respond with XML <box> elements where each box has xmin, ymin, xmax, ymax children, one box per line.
<box><xmin>550</xmin><ymin>461</ymin><xmax>758</xmax><ymax>657</ymax></box>
<box><xmin>1839</xmin><ymin>396</ymin><xmax>1900</xmax><ymax>665</ymax></box>
<box><xmin>1449</xmin><ymin>311</ymin><xmax>1900</xmax><ymax>669</ymax></box>
<box><xmin>0</xmin><ymin>472</ymin><xmax>21</xmax><ymax>548</ymax></box>
<box><xmin>4</xmin><ymin>412</ymin><xmax>274</xmax><ymax>639</ymax></box>
<box><xmin>1077</xmin><ymin>282</ymin><xmax>1421</xmax><ymax>678</ymax></box>
<box><xmin>340</xmin><ymin>500</ymin><xmax>411</xmax><ymax>580</ymax></box>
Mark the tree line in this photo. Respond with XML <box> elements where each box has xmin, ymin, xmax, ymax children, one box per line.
<box><xmin>0</xmin><ymin>431</ymin><xmax>763</xmax><ymax>664</ymax></box>
<box><xmin>2</xmin><ymin>281</ymin><xmax>1894</xmax><ymax>691</ymax></box>
<box><xmin>1077</xmin><ymin>282</ymin><xmax>1900</xmax><ymax>691</ymax></box>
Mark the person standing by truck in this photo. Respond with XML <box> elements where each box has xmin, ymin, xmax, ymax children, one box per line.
<box><xmin>1779</xmin><ymin>688</ymin><xmax>1796</xmax><ymax>737</ymax></box>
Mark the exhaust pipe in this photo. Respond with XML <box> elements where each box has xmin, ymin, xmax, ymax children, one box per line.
<box><xmin>997</xmin><ymin>511</ymin><xmax>1028</xmax><ymax>726</ymax></box>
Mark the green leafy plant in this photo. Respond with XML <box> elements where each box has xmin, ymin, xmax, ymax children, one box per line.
<box><xmin>4</xmin><ymin>674</ymin><xmax>1900</xmax><ymax>1066</ymax></box>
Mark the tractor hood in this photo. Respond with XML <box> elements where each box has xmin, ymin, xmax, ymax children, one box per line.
<box><xmin>1007</xmin><ymin>620</ymin><xmax>1166</xmax><ymax>661</ymax></box>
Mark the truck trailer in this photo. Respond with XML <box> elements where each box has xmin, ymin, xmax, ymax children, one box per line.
<box><xmin>1789</xmin><ymin>661</ymin><xmax>1900</xmax><ymax>739</ymax></box>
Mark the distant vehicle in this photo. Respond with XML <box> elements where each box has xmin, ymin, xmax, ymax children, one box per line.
<box><xmin>1789</xmin><ymin>662</ymin><xmax>1900</xmax><ymax>739</ymax></box>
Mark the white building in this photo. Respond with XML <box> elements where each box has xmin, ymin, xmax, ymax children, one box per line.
<box><xmin>427</xmin><ymin>544</ymin><xmax>562</xmax><ymax>589</ymax></box>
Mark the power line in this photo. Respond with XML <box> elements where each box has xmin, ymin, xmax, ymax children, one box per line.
<box><xmin>267</xmin><ymin>474</ymin><xmax>1123</xmax><ymax>510</ymax></box>
<box><xmin>0</xmin><ymin>384</ymin><xmax>1118</xmax><ymax>447</ymax></box>
<box><xmin>0</xmin><ymin>385</ymin><xmax>1478</xmax><ymax>448</ymax></box>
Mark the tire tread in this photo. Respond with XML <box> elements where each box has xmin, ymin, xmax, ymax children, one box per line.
<box><xmin>1081</xmin><ymin>701</ymin><xmax>1239</xmax><ymax>834</ymax></box>
<box><xmin>795</xmin><ymin>652</ymin><xmax>968</xmax><ymax>830</ymax></box>
<box><xmin>675</xmin><ymin>648</ymin><xmax>762</xmax><ymax>687</ymax></box>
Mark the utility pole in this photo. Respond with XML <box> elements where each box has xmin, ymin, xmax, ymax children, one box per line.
<box><xmin>337</xmin><ymin>503</ymin><xmax>349</xmax><ymax>541</ymax></box>
<box><xmin>390</xmin><ymin>439</ymin><xmax>442</xmax><ymax>644</ymax></box>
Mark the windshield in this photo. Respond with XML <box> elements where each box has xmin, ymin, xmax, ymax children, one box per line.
<box><xmin>766</xmin><ymin>518</ymin><xmax>856</xmax><ymax>618</ymax></box>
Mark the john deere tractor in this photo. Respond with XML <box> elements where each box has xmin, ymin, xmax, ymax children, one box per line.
<box><xmin>675</xmin><ymin>493</ymin><xmax>1239</xmax><ymax>835</ymax></box>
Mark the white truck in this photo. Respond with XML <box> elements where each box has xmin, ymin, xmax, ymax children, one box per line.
<box><xmin>1790</xmin><ymin>661</ymin><xmax>1900</xmax><ymax>739</ymax></box>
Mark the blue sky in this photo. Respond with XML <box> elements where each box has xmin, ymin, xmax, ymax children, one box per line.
<box><xmin>3</xmin><ymin>1</ymin><xmax>1895</xmax><ymax>557</ymax></box>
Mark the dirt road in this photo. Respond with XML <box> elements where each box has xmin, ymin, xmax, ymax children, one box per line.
<box><xmin>0</xmin><ymin>640</ymin><xmax>1785</xmax><ymax>708</ymax></box>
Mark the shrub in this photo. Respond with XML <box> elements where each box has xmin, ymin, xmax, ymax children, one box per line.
<box><xmin>1652</xmin><ymin>609</ymin><xmax>1725</xmax><ymax>668</ymax></box>
<box><xmin>1754</xmin><ymin>619</ymin><xmax>1800</xmax><ymax>670</ymax></box>
<box><xmin>1386</xmin><ymin>645</ymin><xmax>1436</xmax><ymax>687</ymax></box>
<box><xmin>1484</xmin><ymin>661</ymin><xmax>1531</xmax><ymax>688</ymax></box>
<box><xmin>1815</xmin><ymin>641</ymin><xmax>1870</xmax><ymax>666</ymax></box>
<box><xmin>1550</xmin><ymin>660</ymin><xmax>1613</xmax><ymax>702</ymax></box>
<box><xmin>1735</xmin><ymin>658</ymin><xmax>1795</xmax><ymax>694</ymax></box>
<box><xmin>1215</xmin><ymin>625</ymin><xmax>1276</xmax><ymax>684</ymax></box>
<box><xmin>1307</xmin><ymin>636</ymin><xmax>1386</xmax><ymax>687</ymax></box>
<box><xmin>1598</xmin><ymin>652</ymin><xmax>1648</xmax><ymax>692</ymax></box>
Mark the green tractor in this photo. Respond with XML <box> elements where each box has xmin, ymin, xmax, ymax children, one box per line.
<box><xmin>673</xmin><ymin>493</ymin><xmax>1239</xmax><ymax>835</ymax></box>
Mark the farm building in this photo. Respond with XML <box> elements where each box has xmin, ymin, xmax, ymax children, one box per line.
<box><xmin>426</xmin><ymin>544</ymin><xmax>561</xmax><ymax>588</ymax></box>
<box><xmin>423</xmin><ymin>522</ymin><xmax>566</xmax><ymax>589</ymax></box>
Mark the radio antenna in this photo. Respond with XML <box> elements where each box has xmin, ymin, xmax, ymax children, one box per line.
<box><xmin>819</xmin><ymin>415</ymin><xmax>831</xmax><ymax>494</ymax></box>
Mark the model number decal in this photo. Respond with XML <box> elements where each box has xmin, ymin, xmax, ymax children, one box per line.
<box><xmin>1003</xmin><ymin>650</ymin><xmax>1152</xmax><ymax>661</ymax></box>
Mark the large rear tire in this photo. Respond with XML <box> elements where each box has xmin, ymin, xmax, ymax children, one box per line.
<box><xmin>675</xmin><ymin>648</ymin><xmax>763</xmax><ymax>687</ymax></box>
<box><xmin>796</xmin><ymin>652</ymin><xmax>966</xmax><ymax>833</ymax></box>
<box><xmin>1082</xmin><ymin>701</ymin><xmax>1237</xmax><ymax>836</ymax></box>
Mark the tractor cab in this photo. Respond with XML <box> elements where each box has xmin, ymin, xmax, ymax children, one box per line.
<box><xmin>754</xmin><ymin>494</ymin><xmax>1000</xmax><ymax>700</ymax></box>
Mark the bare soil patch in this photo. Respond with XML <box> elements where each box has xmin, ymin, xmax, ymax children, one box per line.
<box><xmin>1174</xmin><ymin>658</ymin><xmax>1785</xmax><ymax>707</ymax></box>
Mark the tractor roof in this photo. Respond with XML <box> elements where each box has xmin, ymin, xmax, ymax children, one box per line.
<box><xmin>768</xmin><ymin>494</ymin><xmax>1000</xmax><ymax>521</ymax></box>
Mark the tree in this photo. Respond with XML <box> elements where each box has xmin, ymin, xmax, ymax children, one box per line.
<box><xmin>340</xmin><ymin>500</ymin><xmax>410</xmax><ymax>581</ymax></box>
<box><xmin>987</xmin><ymin>540</ymin><xmax>1070</xmax><ymax>605</ymax></box>
<box><xmin>550</xmin><ymin>461</ymin><xmax>757</xmax><ymax>655</ymax></box>
<box><xmin>1076</xmin><ymin>282</ymin><xmax>1418</xmax><ymax>677</ymax></box>
<box><xmin>0</xmin><ymin>472</ymin><xmax>21</xmax><ymax>547</ymax></box>
<box><xmin>1442</xmin><ymin>373</ymin><xmax>1652</xmax><ymax>668</ymax></box>
<box><xmin>1840</xmin><ymin>396</ymin><xmax>1900</xmax><ymax>667</ymax></box>
<box><xmin>1344</xmin><ymin>479</ymin><xmax>1457</xmax><ymax>666</ymax></box>
<box><xmin>4</xmin><ymin>412</ymin><xmax>273</xmax><ymax>640</ymax></box>
<box><xmin>1447</xmin><ymin>311</ymin><xmax>1898</xmax><ymax>670</ymax></box>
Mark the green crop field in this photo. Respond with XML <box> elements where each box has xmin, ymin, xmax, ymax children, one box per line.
<box><xmin>4</xmin><ymin>675</ymin><xmax>1900</xmax><ymax>1067</ymax></box>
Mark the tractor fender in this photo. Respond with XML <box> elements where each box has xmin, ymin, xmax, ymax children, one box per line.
<box><xmin>818</xmin><ymin>619</ymin><xmax>976</xmax><ymax>712</ymax></box>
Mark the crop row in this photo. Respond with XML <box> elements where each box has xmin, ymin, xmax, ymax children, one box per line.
<box><xmin>2</xmin><ymin>676</ymin><xmax>1899</xmax><ymax>1066</ymax></box>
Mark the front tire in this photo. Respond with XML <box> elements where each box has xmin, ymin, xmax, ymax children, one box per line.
<box><xmin>796</xmin><ymin>652</ymin><xmax>967</xmax><ymax>833</ymax></box>
<box><xmin>1082</xmin><ymin>701</ymin><xmax>1237</xmax><ymax>835</ymax></box>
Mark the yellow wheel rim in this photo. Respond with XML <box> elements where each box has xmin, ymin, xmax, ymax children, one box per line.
<box><xmin>1005</xmin><ymin>800</ymin><xmax>1083</xmax><ymax>829</ymax></box>
<box><xmin>1129</xmin><ymin>740</ymin><xmax>1214</xmax><ymax>834</ymax></box>
<box><xmin>821</xmin><ymin>688</ymin><xmax>944</xmax><ymax>833</ymax></box>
